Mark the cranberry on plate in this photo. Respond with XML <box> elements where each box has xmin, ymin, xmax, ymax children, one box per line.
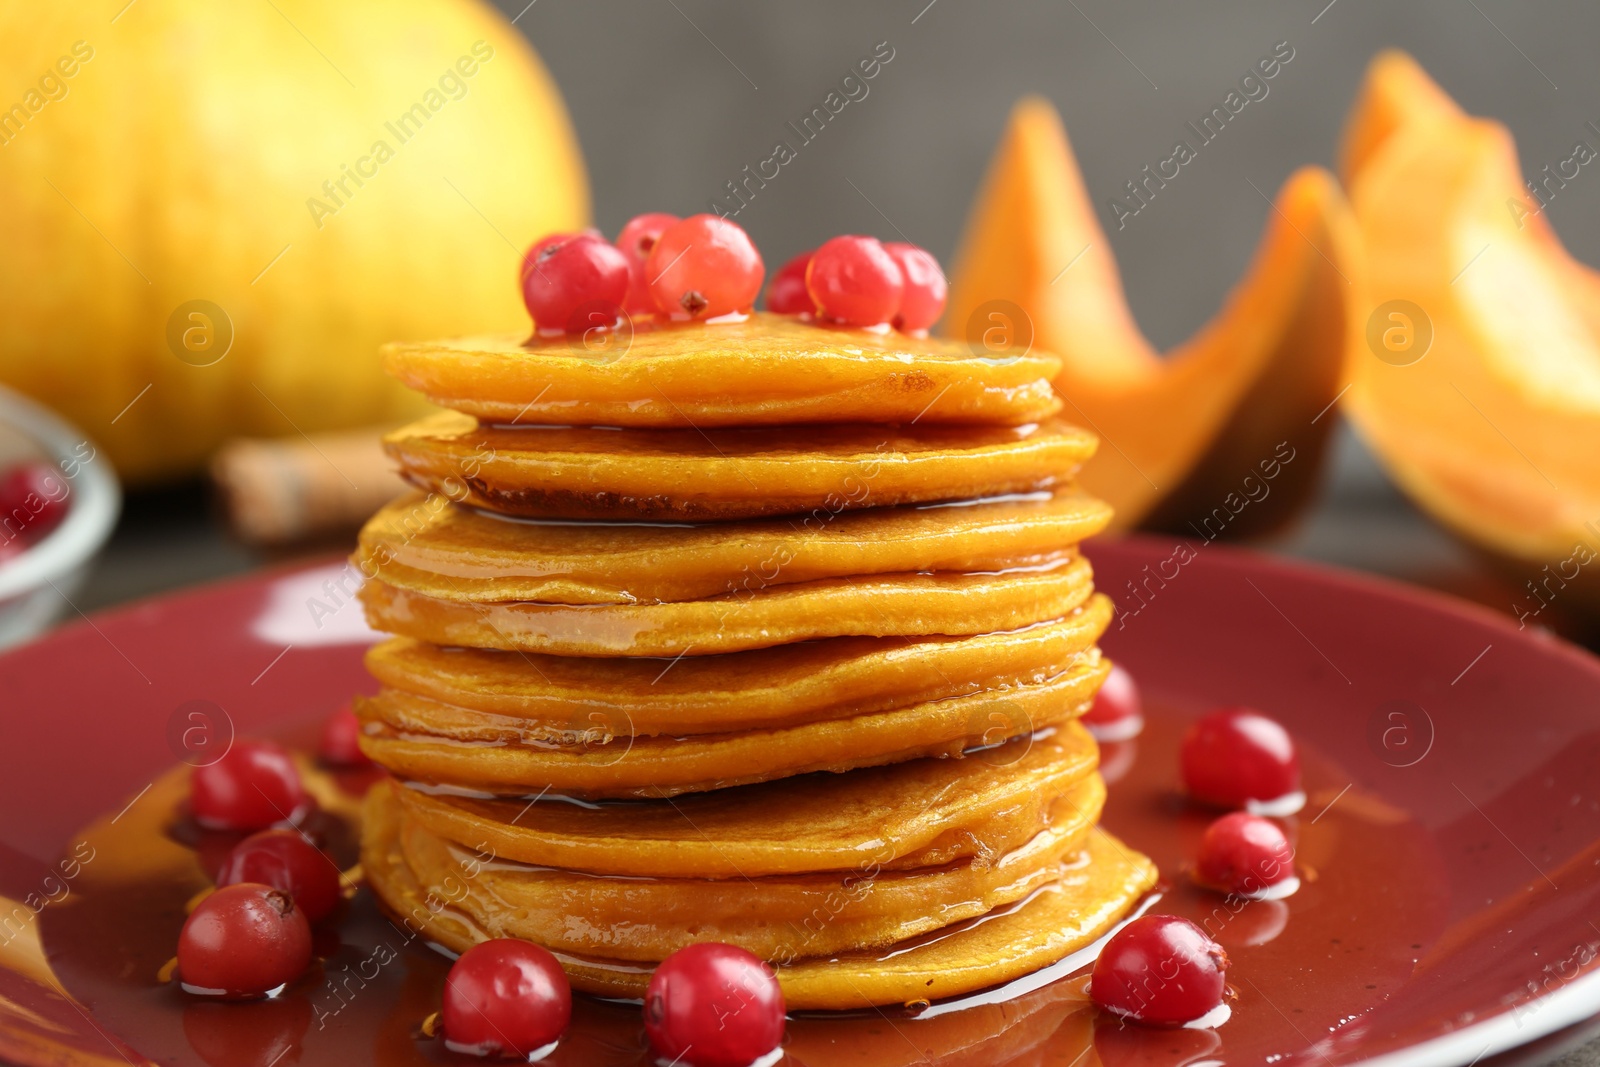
<box><xmin>1180</xmin><ymin>706</ymin><xmax>1301</xmax><ymax>812</ymax></box>
<box><xmin>215</xmin><ymin>829</ymin><xmax>343</xmax><ymax>923</ymax></box>
<box><xmin>318</xmin><ymin>703</ymin><xmax>371</xmax><ymax>767</ymax></box>
<box><xmin>1083</xmin><ymin>662</ymin><xmax>1143</xmax><ymax>741</ymax></box>
<box><xmin>442</xmin><ymin>939</ymin><xmax>571</xmax><ymax>1059</ymax></box>
<box><xmin>1090</xmin><ymin>915</ymin><xmax>1230</xmax><ymax>1027</ymax></box>
<box><xmin>190</xmin><ymin>740</ymin><xmax>308</xmax><ymax>832</ymax></box>
<box><xmin>645</xmin><ymin>943</ymin><xmax>786</xmax><ymax>1067</ymax></box>
<box><xmin>178</xmin><ymin>883</ymin><xmax>312</xmax><ymax>998</ymax></box>
<box><xmin>1194</xmin><ymin>812</ymin><xmax>1297</xmax><ymax>898</ymax></box>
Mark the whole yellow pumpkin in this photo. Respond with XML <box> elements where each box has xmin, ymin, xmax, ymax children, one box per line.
<box><xmin>0</xmin><ymin>0</ymin><xmax>588</xmax><ymax>483</ymax></box>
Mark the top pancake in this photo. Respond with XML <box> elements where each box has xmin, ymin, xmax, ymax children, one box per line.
<box><xmin>381</xmin><ymin>313</ymin><xmax>1062</xmax><ymax>429</ymax></box>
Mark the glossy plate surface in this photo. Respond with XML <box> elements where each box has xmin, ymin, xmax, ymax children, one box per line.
<box><xmin>1</xmin><ymin>538</ymin><xmax>1598</xmax><ymax>1066</ymax></box>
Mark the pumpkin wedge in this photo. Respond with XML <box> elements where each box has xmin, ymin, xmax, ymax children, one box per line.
<box><xmin>1340</xmin><ymin>54</ymin><xmax>1600</xmax><ymax>611</ymax></box>
<box><xmin>1344</xmin><ymin>52</ymin><xmax>1600</xmax><ymax>363</ymax></box>
<box><xmin>1337</xmin><ymin>50</ymin><xmax>1463</xmax><ymax>183</ymax></box>
<box><xmin>947</xmin><ymin>97</ymin><xmax>1361</xmax><ymax>536</ymax></box>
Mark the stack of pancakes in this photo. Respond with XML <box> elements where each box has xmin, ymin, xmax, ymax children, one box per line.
<box><xmin>356</xmin><ymin>314</ymin><xmax>1156</xmax><ymax>1010</ymax></box>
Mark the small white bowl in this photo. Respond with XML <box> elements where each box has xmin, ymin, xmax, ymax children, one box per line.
<box><xmin>0</xmin><ymin>385</ymin><xmax>121</xmax><ymax>648</ymax></box>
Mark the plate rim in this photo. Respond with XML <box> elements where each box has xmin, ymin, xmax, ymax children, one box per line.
<box><xmin>9</xmin><ymin>536</ymin><xmax>1600</xmax><ymax>1067</ymax></box>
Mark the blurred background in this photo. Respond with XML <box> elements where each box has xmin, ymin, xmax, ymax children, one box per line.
<box><xmin>3</xmin><ymin>0</ymin><xmax>1598</xmax><ymax>645</ymax></box>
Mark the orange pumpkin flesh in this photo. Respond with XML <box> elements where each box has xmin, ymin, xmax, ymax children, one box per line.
<box><xmin>1340</xmin><ymin>53</ymin><xmax>1600</xmax><ymax>601</ymax></box>
<box><xmin>1337</xmin><ymin>50</ymin><xmax>1462</xmax><ymax>185</ymax></box>
<box><xmin>947</xmin><ymin>96</ymin><xmax>1361</xmax><ymax>535</ymax></box>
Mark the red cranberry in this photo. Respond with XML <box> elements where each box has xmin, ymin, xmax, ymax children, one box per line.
<box><xmin>519</xmin><ymin>231</ymin><xmax>572</xmax><ymax>282</ymax></box>
<box><xmin>0</xmin><ymin>462</ymin><xmax>69</xmax><ymax>543</ymax></box>
<box><xmin>1083</xmin><ymin>662</ymin><xmax>1143</xmax><ymax>741</ymax></box>
<box><xmin>442</xmin><ymin>939</ymin><xmax>571</xmax><ymax>1058</ymax></box>
<box><xmin>520</xmin><ymin>232</ymin><xmax>630</xmax><ymax>334</ymax></box>
<box><xmin>1195</xmin><ymin>812</ymin><xmax>1296</xmax><ymax>897</ymax></box>
<box><xmin>1180</xmin><ymin>707</ymin><xmax>1301</xmax><ymax>810</ymax></box>
<box><xmin>191</xmin><ymin>741</ymin><xmax>307</xmax><ymax>832</ymax></box>
<box><xmin>216</xmin><ymin>829</ymin><xmax>342</xmax><ymax>923</ymax></box>
<box><xmin>1090</xmin><ymin>915</ymin><xmax>1229</xmax><ymax>1027</ymax></box>
<box><xmin>616</xmin><ymin>212</ymin><xmax>680</xmax><ymax>315</ymax></box>
<box><xmin>765</xmin><ymin>249</ymin><xmax>815</xmax><ymax>315</ymax></box>
<box><xmin>646</xmin><ymin>215</ymin><xmax>765</xmax><ymax>321</ymax></box>
<box><xmin>645</xmin><ymin>943</ymin><xmax>785</xmax><ymax>1067</ymax></box>
<box><xmin>178</xmin><ymin>883</ymin><xmax>312</xmax><ymax>998</ymax></box>
<box><xmin>806</xmin><ymin>235</ymin><xmax>904</xmax><ymax>328</ymax></box>
<box><xmin>883</xmin><ymin>242</ymin><xmax>947</xmax><ymax>332</ymax></box>
<box><xmin>318</xmin><ymin>704</ymin><xmax>371</xmax><ymax>767</ymax></box>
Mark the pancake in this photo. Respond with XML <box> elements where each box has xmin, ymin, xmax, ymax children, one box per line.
<box><xmin>362</xmin><ymin>784</ymin><xmax>1158</xmax><ymax>1010</ymax></box>
<box><xmin>356</xmin><ymin>309</ymin><xmax>1157</xmax><ymax>1012</ymax></box>
<box><xmin>384</xmin><ymin>411</ymin><xmax>1096</xmax><ymax>521</ymax></box>
<box><xmin>380</xmin><ymin>313</ymin><xmax>1062</xmax><ymax>429</ymax></box>
<box><xmin>357</xmin><ymin>553</ymin><xmax>1096</xmax><ymax>657</ymax></box>
<box><xmin>388</xmin><ymin>776</ymin><xmax>1105</xmax><ymax>963</ymax></box>
<box><xmin>390</xmin><ymin>721</ymin><xmax>1100</xmax><ymax>878</ymax></box>
<box><xmin>356</xmin><ymin>651</ymin><xmax>1107</xmax><ymax>797</ymax></box>
<box><xmin>357</xmin><ymin>487</ymin><xmax>1112</xmax><ymax>605</ymax></box>
<box><xmin>756</xmin><ymin>827</ymin><xmax>1156</xmax><ymax>1011</ymax></box>
<box><xmin>364</xmin><ymin>598</ymin><xmax>1111</xmax><ymax>737</ymax></box>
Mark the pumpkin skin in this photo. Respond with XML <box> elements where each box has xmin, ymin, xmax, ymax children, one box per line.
<box><xmin>0</xmin><ymin>0</ymin><xmax>587</xmax><ymax>483</ymax></box>
<box><xmin>946</xmin><ymin>97</ymin><xmax>1360</xmax><ymax>536</ymax></box>
<box><xmin>1339</xmin><ymin>52</ymin><xmax>1600</xmax><ymax>611</ymax></box>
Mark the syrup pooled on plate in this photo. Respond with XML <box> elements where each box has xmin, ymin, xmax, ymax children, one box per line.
<box><xmin>37</xmin><ymin>706</ymin><xmax>1448</xmax><ymax>1065</ymax></box>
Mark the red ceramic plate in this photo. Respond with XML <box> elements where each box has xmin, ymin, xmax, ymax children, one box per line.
<box><xmin>2</xmin><ymin>537</ymin><xmax>1600</xmax><ymax>1067</ymax></box>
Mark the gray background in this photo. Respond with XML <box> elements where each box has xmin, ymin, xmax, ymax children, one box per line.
<box><xmin>527</xmin><ymin>0</ymin><xmax>1595</xmax><ymax>352</ymax></box>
